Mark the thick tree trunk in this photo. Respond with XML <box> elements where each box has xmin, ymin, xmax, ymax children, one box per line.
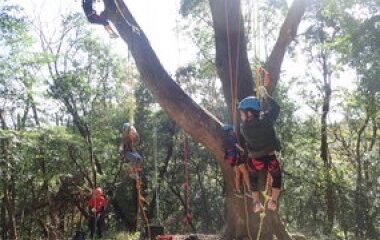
<box><xmin>101</xmin><ymin>0</ymin><xmax>306</xmax><ymax>239</ymax></box>
<box><xmin>209</xmin><ymin>0</ymin><xmax>254</xmax><ymax>118</ymax></box>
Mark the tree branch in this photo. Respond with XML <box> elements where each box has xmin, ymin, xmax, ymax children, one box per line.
<box><xmin>266</xmin><ymin>0</ymin><xmax>306</xmax><ymax>94</ymax></box>
<box><xmin>102</xmin><ymin>0</ymin><xmax>234</xmax><ymax>184</ymax></box>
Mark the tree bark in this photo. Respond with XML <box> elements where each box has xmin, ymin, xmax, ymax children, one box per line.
<box><xmin>209</xmin><ymin>0</ymin><xmax>254</xmax><ymax>118</ymax></box>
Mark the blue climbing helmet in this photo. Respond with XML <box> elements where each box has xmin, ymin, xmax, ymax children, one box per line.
<box><xmin>238</xmin><ymin>96</ymin><xmax>261</xmax><ymax>111</ymax></box>
<box><xmin>122</xmin><ymin>122</ymin><xmax>130</xmax><ymax>131</ymax></box>
<box><xmin>223</xmin><ymin>124</ymin><xmax>234</xmax><ymax>132</ymax></box>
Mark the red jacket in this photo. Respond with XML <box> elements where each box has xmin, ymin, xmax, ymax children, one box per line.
<box><xmin>88</xmin><ymin>196</ymin><xmax>107</xmax><ymax>213</ymax></box>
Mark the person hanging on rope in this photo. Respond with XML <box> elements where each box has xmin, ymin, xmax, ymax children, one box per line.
<box><xmin>223</xmin><ymin>124</ymin><xmax>252</xmax><ymax>197</ymax></box>
<box><xmin>88</xmin><ymin>187</ymin><xmax>107</xmax><ymax>238</ymax></box>
<box><xmin>120</xmin><ymin>122</ymin><xmax>144</xmax><ymax>179</ymax></box>
<box><xmin>82</xmin><ymin>0</ymin><xmax>119</xmax><ymax>38</ymax></box>
<box><xmin>238</xmin><ymin>84</ymin><xmax>282</xmax><ymax>213</ymax></box>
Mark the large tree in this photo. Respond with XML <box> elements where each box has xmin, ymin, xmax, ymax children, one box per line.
<box><xmin>100</xmin><ymin>0</ymin><xmax>307</xmax><ymax>239</ymax></box>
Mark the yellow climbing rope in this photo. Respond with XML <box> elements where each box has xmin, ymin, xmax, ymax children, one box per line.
<box><xmin>256</xmin><ymin>173</ymin><xmax>272</xmax><ymax>240</ymax></box>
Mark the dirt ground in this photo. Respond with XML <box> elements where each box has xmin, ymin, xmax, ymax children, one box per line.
<box><xmin>158</xmin><ymin>235</ymin><xmax>220</xmax><ymax>240</ymax></box>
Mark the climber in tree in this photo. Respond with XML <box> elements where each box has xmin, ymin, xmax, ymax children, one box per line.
<box><xmin>82</xmin><ymin>0</ymin><xmax>119</xmax><ymax>38</ymax></box>
<box><xmin>88</xmin><ymin>187</ymin><xmax>107</xmax><ymax>238</ymax></box>
<box><xmin>238</xmin><ymin>86</ymin><xmax>282</xmax><ymax>213</ymax></box>
<box><xmin>223</xmin><ymin>124</ymin><xmax>252</xmax><ymax>197</ymax></box>
<box><xmin>121</xmin><ymin>122</ymin><xmax>144</xmax><ymax>179</ymax></box>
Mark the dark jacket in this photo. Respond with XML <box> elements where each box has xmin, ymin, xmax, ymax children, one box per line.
<box><xmin>241</xmin><ymin>97</ymin><xmax>281</xmax><ymax>158</ymax></box>
<box><xmin>223</xmin><ymin>134</ymin><xmax>238</xmax><ymax>150</ymax></box>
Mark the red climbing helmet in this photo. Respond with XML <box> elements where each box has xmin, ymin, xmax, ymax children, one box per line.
<box><xmin>94</xmin><ymin>187</ymin><xmax>103</xmax><ymax>196</ymax></box>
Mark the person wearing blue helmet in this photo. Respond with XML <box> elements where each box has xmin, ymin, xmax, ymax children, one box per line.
<box><xmin>120</xmin><ymin>122</ymin><xmax>143</xmax><ymax>179</ymax></box>
<box><xmin>222</xmin><ymin>124</ymin><xmax>252</xmax><ymax>197</ymax></box>
<box><xmin>239</xmin><ymin>86</ymin><xmax>282</xmax><ymax>213</ymax></box>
